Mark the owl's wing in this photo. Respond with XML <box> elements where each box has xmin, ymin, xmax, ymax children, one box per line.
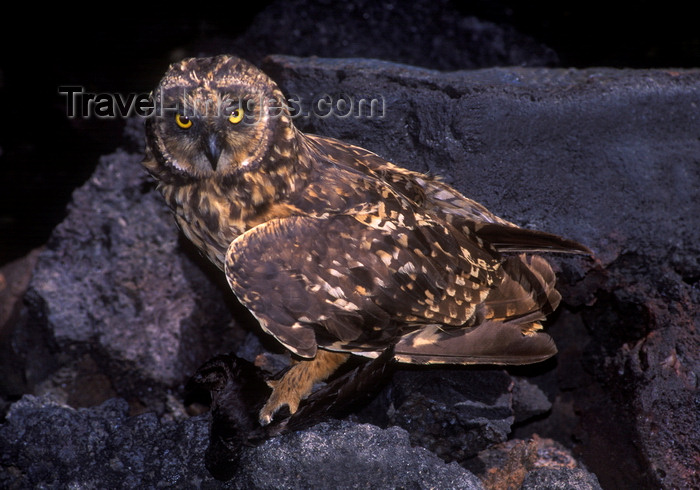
<box><xmin>305</xmin><ymin>134</ymin><xmax>591</xmax><ymax>255</ymax></box>
<box><xmin>224</xmin><ymin>205</ymin><xmax>504</xmax><ymax>358</ymax></box>
<box><xmin>224</xmin><ymin>204</ymin><xmax>556</xmax><ymax>365</ymax></box>
<box><xmin>305</xmin><ymin>134</ymin><xmax>515</xmax><ymax>225</ymax></box>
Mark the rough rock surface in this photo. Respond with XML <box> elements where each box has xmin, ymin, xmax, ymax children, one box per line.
<box><xmin>16</xmin><ymin>149</ymin><xmax>242</xmax><ymax>413</ymax></box>
<box><xmin>0</xmin><ymin>395</ymin><xmax>482</xmax><ymax>489</ymax></box>
<box><xmin>521</xmin><ymin>468</ymin><xmax>602</xmax><ymax>490</ymax></box>
<box><xmin>362</xmin><ymin>369</ymin><xmax>520</xmax><ymax>463</ymax></box>
<box><xmin>236</xmin><ymin>421</ymin><xmax>482</xmax><ymax>489</ymax></box>
<box><xmin>1</xmin><ymin>56</ymin><xmax>698</xmax><ymax>488</ymax></box>
<box><xmin>473</xmin><ymin>436</ymin><xmax>602</xmax><ymax>490</ymax></box>
<box><xmin>0</xmin><ymin>248</ymin><xmax>42</xmax><ymax>409</ymax></box>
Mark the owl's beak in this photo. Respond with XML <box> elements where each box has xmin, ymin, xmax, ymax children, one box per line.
<box><xmin>203</xmin><ymin>133</ymin><xmax>223</xmax><ymax>170</ymax></box>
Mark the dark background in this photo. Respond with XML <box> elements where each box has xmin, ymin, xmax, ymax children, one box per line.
<box><xmin>1</xmin><ymin>0</ymin><xmax>698</xmax><ymax>267</ymax></box>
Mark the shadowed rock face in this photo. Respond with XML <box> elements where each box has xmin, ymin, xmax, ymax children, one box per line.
<box><xmin>1</xmin><ymin>56</ymin><xmax>697</xmax><ymax>489</ymax></box>
<box><xmin>198</xmin><ymin>0</ymin><xmax>560</xmax><ymax>71</ymax></box>
<box><xmin>0</xmin><ymin>396</ymin><xmax>485</xmax><ymax>489</ymax></box>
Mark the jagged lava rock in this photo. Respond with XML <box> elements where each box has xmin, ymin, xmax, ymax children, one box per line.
<box><xmin>20</xmin><ymin>149</ymin><xmax>240</xmax><ymax>408</ymax></box>
<box><xmin>0</xmin><ymin>395</ymin><xmax>484</xmax><ymax>489</ymax></box>
<box><xmin>521</xmin><ymin>468</ymin><xmax>602</xmax><ymax>490</ymax></box>
<box><xmin>371</xmin><ymin>369</ymin><xmax>516</xmax><ymax>462</ymax></box>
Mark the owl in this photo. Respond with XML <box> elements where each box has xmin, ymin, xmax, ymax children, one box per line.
<box><xmin>143</xmin><ymin>55</ymin><xmax>591</xmax><ymax>426</ymax></box>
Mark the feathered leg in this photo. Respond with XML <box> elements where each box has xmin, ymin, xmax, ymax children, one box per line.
<box><xmin>259</xmin><ymin>349</ymin><xmax>349</xmax><ymax>425</ymax></box>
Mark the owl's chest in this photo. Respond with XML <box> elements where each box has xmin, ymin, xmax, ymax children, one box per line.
<box><xmin>159</xmin><ymin>165</ymin><xmax>397</xmax><ymax>269</ymax></box>
<box><xmin>162</xmin><ymin>182</ymin><xmax>303</xmax><ymax>270</ymax></box>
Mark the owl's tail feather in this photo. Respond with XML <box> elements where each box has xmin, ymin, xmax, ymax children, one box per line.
<box><xmin>393</xmin><ymin>320</ymin><xmax>557</xmax><ymax>365</ymax></box>
<box><xmin>394</xmin><ymin>255</ymin><xmax>561</xmax><ymax>365</ymax></box>
<box><xmin>473</xmin><ymin>222</ymin><xmax>593</xmax><ymax>255</ymax></box>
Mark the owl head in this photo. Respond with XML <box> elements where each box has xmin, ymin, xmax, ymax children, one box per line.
<box><xmin>144</xmin><ymin>55</ymin><xmax>298</xmax><ymax>183</ymax></box>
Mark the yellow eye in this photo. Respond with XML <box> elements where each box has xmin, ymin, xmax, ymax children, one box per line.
<box><xmin>228</xmin><ymin>107</ymin><xmax>244</xmax><ymax>124</ymax></box>
<box><xmin>175</xmin><ymin>113</ymin><xmax>192</xmax><ymax>129</ymax></box>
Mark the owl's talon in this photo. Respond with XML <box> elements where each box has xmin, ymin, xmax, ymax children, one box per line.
<box><xmin>258</xmin><ymin>381</ymin><xmax>302</xmax><ymax>426</ymax></box>
<box><xmin>259</xmin><ymin>413</ymin><xmax>272</xmax><ymax>426</ymax></box>
<box><xmin>257</xmin><ymin>350</ymin><xmax>349</xmax><ymax>426</ymax></box>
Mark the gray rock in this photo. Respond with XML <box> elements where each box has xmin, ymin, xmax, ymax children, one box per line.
<box><xmin>365</xmin><ymin>368</ymin><xmax>552</xmax><ymax>465</ymax></box>
<box><xmin>0</xmin><ymin>248</ymin><xmax>42</xmax><ymax>401</ymax></box>
<box><xmin>0</xmin><ymin>395</ymin><xmax>483</xmax><ymax>490</ymax></box>
<box><xmin>470</xmin><ymin>437</ymin><xmax>602</xmax><ymax>490</ymax></box>
<box><xmin>0</xmin><ymin>395</ymin><xmax>211</xmax><ymax>488</ymax></box>
<box><xmin>521</xmin><ymin>468</ymin><xmax>603</xmax><ymax>490</ymax></box>
<box><xmin>512</xmin><ymin>377</ymin><xmax>552</xmax><ymax>424</ymax></box>
<box><xmin>18</xmin><ymin>149</ymin><xmax>242</xmax><ymax>410</ymax></box>
<box><xmin>235</xmin><ymin>421</ymin><xmax>484</xmax><ymax>490</ymax></box>
<box><xmin>382</xmin><ymin>369</ymin><xmax>515</xmax><ymax>462</ymax></box>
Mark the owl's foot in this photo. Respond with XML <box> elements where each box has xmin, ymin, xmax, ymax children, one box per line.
<box><xmin>259</xmin><ymin>350</ymin><xmax>349</xmax><ymax>426</ymax></box>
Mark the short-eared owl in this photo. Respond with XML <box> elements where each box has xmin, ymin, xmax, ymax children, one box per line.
<box><xmin>143</xmin><ymin>55</ymin><xmax>590</xmax><ymax>426</ymax></box>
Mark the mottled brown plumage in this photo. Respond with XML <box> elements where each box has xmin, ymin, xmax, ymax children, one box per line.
<box><xmin>143</xmin><ymin>55</ymin><xmax>591</xmax><ymax>426</ymax></box>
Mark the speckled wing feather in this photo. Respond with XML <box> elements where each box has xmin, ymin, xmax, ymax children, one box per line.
<box><xmin>305</xmin><ymin>134</ymin><xmax>516</xmax><ymax>226</ymax></box>
<box><xmin>224</xmin><ymin>204</ymin><xmax>504</xmax><ymax>359</ymax></box>
<box><xmin>305</xmin><ymin>134</ymin><xmax>592</xmax><ymax>255</ymax></box>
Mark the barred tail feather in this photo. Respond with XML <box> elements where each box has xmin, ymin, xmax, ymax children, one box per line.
<box><xmin>394</xmin><ymin>322</ymin><xmax>557</xmax><ymax>365</ymax></box>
